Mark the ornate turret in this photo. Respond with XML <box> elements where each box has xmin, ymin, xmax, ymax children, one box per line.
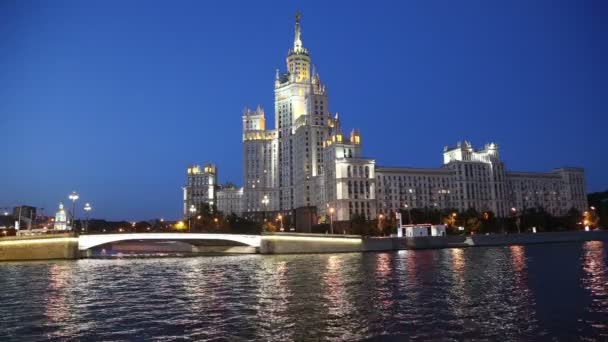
<box><xmin>333</xmin><ymin>112</ymin><xmax>341</xmax><ymax>132</ymax></box>
<box><xmin>350</xmin><ymin>129</ymin><xmax>361</xmax><ymax>145</ymax></box>
<box><xmin>286</xmin><ymin>11</ymin><xmax>311</xmax><ymax>82</ymax></box>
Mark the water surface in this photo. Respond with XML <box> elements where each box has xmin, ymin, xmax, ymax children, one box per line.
<box><xmin>1</xmin><ymin>242</ymin><xmax>606</xmax><ymax>341</ymax></box>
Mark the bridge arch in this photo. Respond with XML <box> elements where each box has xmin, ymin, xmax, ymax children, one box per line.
<box><xmin>78</xmin><ymin>233</ymin><xmax>261</xmax><ymax>251</ymax></box>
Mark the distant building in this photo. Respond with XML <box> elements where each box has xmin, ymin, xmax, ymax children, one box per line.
<box><xmin>241</xmin><ymin>12</ymin><xmax>370</xmax><ymax>227</ymax></box>
<box><xmin>320</xmin><ymin>125</ymin><xmax>376</xmax><ymax>221</ymax></box>
<box><xmin>377</xmin><ymin>141</ymin><xmax>587</xmax><ymax>218</ymax></box>
<box><xmin>196</xmin><ymin>13</ymin><xmax>589</xmax><ymax>226</ymax></box>
<box><xmin>54</xmin><ymin>202</ymin><xmax>68</xmax><ymax>230</ymax></box>
<box><xmin>507</xmin><ymin>167</ymin><xmax>586</xmax><ymax>216</ymax></box>
<box><xmin>442</xmin><ymin>141</ymin><xmax>510</xmax><ymax>216</ymax></box>
<box><xmin>376</xmin><ymin>167</ymin><xmax>455</xmax><ymax>214</ymax></box>
<box><xmin>12</xmin><ymin>205</ymin><xmax>37</xmax><ymax>230</ymax></box>
<box><xmin>217</xmin><ymin>184</ymin><xmax>244</xmax><ymax>216</ymax></box>
<box><xmin>183</xmin><ymin>164</ymin><xmax>217</xmax><ymax>216</ymax></box>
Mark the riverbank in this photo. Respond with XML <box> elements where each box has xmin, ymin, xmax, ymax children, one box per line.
<box><xmin>260</xmin><ymin>231</ymin><xmax>608</xmax><ymax>254</ymax></box>
<box><xmin>1</xmin><ymin>231</ymin><xmax>607</xmax><ymax>260</ymax></box>
<box><xmin>0</xmin><ymin>233</ymin><xmax>78</xmax><ymax>261</ymax></box>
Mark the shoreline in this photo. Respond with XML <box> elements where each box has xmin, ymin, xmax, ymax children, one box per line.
<box><xmin>0</xmin><ymin>231</ymin><xmax>606</xmax><ymax>261</ymax></box>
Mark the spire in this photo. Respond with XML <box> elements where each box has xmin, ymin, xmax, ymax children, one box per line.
<box><xmin>293</xmin><ymin>10</ymin><xmax>303</xmax><ymax>52</ymax></box>
<box><xmin>334</xmin><ymin>112</ymin><xmax>341</xmax><ymax>132</ymax></box>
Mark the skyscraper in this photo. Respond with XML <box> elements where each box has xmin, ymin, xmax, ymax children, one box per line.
<box><xmin>243</xmin><ymin>13</ymin><xmax>352</xmax><ymax>219</ymax></box>
<box><xmin>237</xmin><ymin>12</ymin><xmax>587</xmax><ymax>228</ymax></box>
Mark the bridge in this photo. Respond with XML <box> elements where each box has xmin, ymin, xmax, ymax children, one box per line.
<box><xmin>78</xmin><ymin>233</ymin><xmax>261</xmax><ymax>251</ymax></box>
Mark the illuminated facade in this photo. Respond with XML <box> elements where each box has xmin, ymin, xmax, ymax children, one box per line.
<box><xmin>442</xmin><ymin>141</ymin><xmax>510</xmax><ymax>216</ymax></box>
<box><xmin>242</xmin><ymin>106</ymin><xmax>279</xmax><ymax>213</ymax></box>
<box><xmin>320</xmin><ymin>125</ymin><xmax>376</xmax><ymax>221</ymax></box>
<box><xmin>376</xmin><ymin>167</ymin><xmax>456</xmax><ymax>214</ymax></box>
<box><xmin>506</xmin><ymin>167</ymin><xmax>586</xmax><ymax>216</ymax></box>
<box><xmin>54</xmin><ymin>202</ymin><xmax>68</xmax><ymax>231</ymax></box>
<box><xmin>217</xmin><ymin>185</ymin><xmax>244</xmax><ymax>216</ymax></box>
<box><xmin>377</xmin><ymin>141</ymin><xmax>587</xmax><ymax>218</ymax></box>
<box><xmin>183</xmin><ymin>164</ymin><xmax>217</xmax><ymax>216</ymax></box>
<box><xmin>242</xmin><ymin>12</ymin><xmax>371</xmax><ymax>222</ymax></box>
<box><xmin>239</xmin><ymin>13</ymin><xmax>586</xmax><ymax>223</ymax></box>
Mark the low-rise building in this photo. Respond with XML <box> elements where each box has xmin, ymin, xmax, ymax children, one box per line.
<box><xmin>183</xmin><ymin>164</ymin><xmax>217</xmax><ymax>216</ymax></box>
<box><xmin>376</xmin><ymin>141</ymin><xmax>587</xmax><ymax>218</ymax></box>
<box><xmin>507</xmin><ymin>167</ymin><xmax>586</xmax><ymax>216</ymax></box>
<box><xmin>217</xmin><ymin>185</ymin><xmax>244</xmax><ymax>216</ymax></box>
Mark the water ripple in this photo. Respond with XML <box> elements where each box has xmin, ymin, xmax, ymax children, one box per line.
<box><xmin>0</xmin><ymin>243</ymin><xmax>606</xmax><ymax>341</ymax></box>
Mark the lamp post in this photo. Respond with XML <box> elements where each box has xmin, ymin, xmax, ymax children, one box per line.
<box><xmin>585</xmin><ymin>206</ymin><xmax>598</xmax><ymax>230</ymax></box>
<box><xmin>404</xmin><ymin>203</ymin><xmax>412</xmax><ymax>224</ymax></box>
<box><xmin>68</xmin><ymin>191</ymin><xmax>79</xmax><ymax>231</ymax></box>
<box><xmin>433</xmin><ymin>202</ymin><xmax>440</xmax><ymax>224</ymax></box>
<box><xmin>261</xmin><ymin>195</ymin><xmax>269</xmax><ymax>225</ymax></box>
<box><xmin>277</xmin><ymin>214</ymin><xmax>283</xmax><ymax>231</ymax></box>
<box><xmin>329</xmin><ymin>207</ymin><xmax>335</xmax><ymax>234</ymax></box>
<box><xmin>189</xmin><ymin>204</ymin><xmax>196</xmax><ymax>232</ymax></box>
<box><xmin>511</xmin><ymin>207</ymin><xmax>520</xmax><ymax>233</ymax></box>
<box><xmin>83</xmin><ymin>203</ymin><xmax>92</xmax><ymax>233</ymax></box>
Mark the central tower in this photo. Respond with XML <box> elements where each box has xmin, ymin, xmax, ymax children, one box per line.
<box><xmin>243</xmin><ymin>12</ymin><xmax>369</xmax><ymax>227</ymax></box>
<box><xmin>274</xmin><ymin>11</ymin><xmax>331</xmax><ymax>211</ymax></box>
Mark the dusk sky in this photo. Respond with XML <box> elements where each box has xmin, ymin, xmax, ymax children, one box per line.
<box><xmin>1</xmin><ymin>1</ymin><xmax>606</xmax><ymax>221</ymax></box>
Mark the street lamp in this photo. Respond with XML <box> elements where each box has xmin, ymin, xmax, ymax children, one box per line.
<box><xmin>511</xmin><ymin>207</ymin><xmax>520</xmax><ymax>233</ymax></box>
<box><xmin>329</xmin><ymin>207</ymin><xmax>335</xmax><ymax>234</ymax></box>
<box><xmin>189</xmin><ymin>204</ymin><xmax>196</xmax><ymax>232</ymax></box>
<box><xmin>433</xmin><ymin>202</ymin><xmax>440</xmax><ymax>224</ymax></box>
<box><xmin>214</xmin><ymin>217</ymin><xmax>219</xmax><ymax>229</ymax></box>
<box><xmin>277</xmin><ymin>214</ymin><xmax>283</xmax><ymax>231</ymax></box>
<box><xmin>83</xmin><ymin>203</ymin><xmax>92</xmax><ymax>232</ymax></box>
<box><xmin>261</xmin><ymin>195</ymin><xmax>269</xmax><ymax>223</ymax></box>
<box><xmin>68</xmin><ymin>191</ymin><xmax>79</xmax><ymax>231</ymax></box>
<box><xmin>404</xmin><ymin>203</ymin><xmax>413</xmax><ymax>224</ymax></box>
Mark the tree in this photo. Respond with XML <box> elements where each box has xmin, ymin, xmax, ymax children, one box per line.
<box><xmin>134</xmin><ymin>221</ymin><xmax>151</xmax><ymax>232</ymax></box>
<box><xmin>351</xmin><ymin>213</ymin><xmax>372</xmax><ymax>236</ymax></box>
<box><xmin>583</xmin><ymin>208</ymin><xmax>600</xmax><ymax>229</ymax></box>
<box><xmin>463</xmin><ymin>208</ymin><xmax>481</xmax><ymax>234</ymax></box>
<box><xmin>566</xmin><ymin>208</ymin><xmax>582</xmax><ymax>230</ymax></box>
<box><xmin>520</xmin><ymin>207</ymin><xmax>554</xmax><ymax>232</ymax></box>
<box><xmin>480</xmin><ymin>210</ymin><xmax>497</xmax><ymax>234</ymax></box>
<box><xmin>588</xmin><ymin>191</ymin><xmax>608</xmax><ymax>228</ymax></box>
<box><xmin>224</xmin><ymin>214</ymin><xmax>260</xmax><ymax>234</ymax></box>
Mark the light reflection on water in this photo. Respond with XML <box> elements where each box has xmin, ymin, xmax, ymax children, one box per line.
<box><xmin>581</xmin><ymin>241</ymin><xmax>608</xmax><ymax>339</ymax></box>
<box><xmin>0</xmin><ymin>242</ymin><xmax>606</xmax><ymax>341</ymax></box>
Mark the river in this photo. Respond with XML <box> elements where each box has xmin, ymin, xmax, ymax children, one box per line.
<box><xmin>1</xmin><ymin>241</ymin><xmax>606</xmax><ymax>341</ymax></box>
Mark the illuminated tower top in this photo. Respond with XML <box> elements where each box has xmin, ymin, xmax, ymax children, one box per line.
<box><xmin>293</xmin><ymin>11</ymin><xmax>304</xmax><ymax>53</ymax></box>
<box><xmin>286</xmin><ymin>11</ymin><xmax>310</xmax><ymax>82</ymax></box>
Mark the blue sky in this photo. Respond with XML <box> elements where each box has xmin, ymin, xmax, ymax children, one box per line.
<box><xmin>0</xmin><ymin>0</ymin><xmax>605</xmax><ymax>220</ymax></box>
